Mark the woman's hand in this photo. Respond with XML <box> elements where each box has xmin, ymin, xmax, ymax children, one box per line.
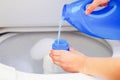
<box><xmin>50</xmin><ymin>47</ymin><xmax>88</xmax><ymax>73</ymax></box>
<box><xmin>50</xmin><ymin>46</ymin><xmax>120</xmax><ymax>80</ymax></box>
<box><xmin>86</xmin><ymin>0</ymin><xmax>109</xmax><ymax>15</ymax></box>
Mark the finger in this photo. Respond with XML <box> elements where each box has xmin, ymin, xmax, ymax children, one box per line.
<box><xmin>85</xmin><ymin>1</ymin><xmax>99</xmax><ymax>15</ymax></box>
<box><xmin>49</xmin><ymin>52</ymin><xmax>53</xmax><ymax>57</ymax></box>
<box><xmin>69</xmin><ymin>46</ymin><xmax>75</xmax><ymax>52</ymax></box>
<box><xmin>51</xmin><ymin>56</ymin><xmax>61</xmax><ymax>61</ymax></box>
<box><xmin>53</xmin><ymin>61</ymin><xmax>61</xmax><ymax>66</ymax></box>
<box><xmin>50</xmin><ymin>50</ymin><xmax>66</xmax><ymax>56</ymax></box>
<box><xmin>99</xmin><ymin>2</ymin><xmax>108</xmax><ymax>7</ymax></box>
<box><xmin>69</xmin><ymin>46</ymin><xmax>79</xmax><ymax>54</ymax></box>
<box><xmin>69</xmin><ymin>47</ymin><xmax>80</xmax><ymax>54</ymax></box>
<box><xmin>50</xmin><ymin>50</ymin><xmax>61</xmax><ymax>56</ymax></box>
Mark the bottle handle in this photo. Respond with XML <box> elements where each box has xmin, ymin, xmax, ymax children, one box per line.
<box><xmin>82</xmin><ymin>0</ymin><xmax>116</xmax><ymax>17</ymax></box>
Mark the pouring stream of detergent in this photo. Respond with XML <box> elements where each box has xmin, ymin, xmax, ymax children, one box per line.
<box><xmin>52</xmin><ymin>18</ymin><xmax>69</xmax><ymax>51</ymax></box>
<box><xmin>57</xmin><ymin>19</ymin><xmax>64</xmax><ymax>44</ymax></box>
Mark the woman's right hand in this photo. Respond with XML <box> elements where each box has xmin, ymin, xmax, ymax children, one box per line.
<box><xmin>86</xmin><ymin>0</ymin><xmax>109</xmax><ymax>15</ymax></box>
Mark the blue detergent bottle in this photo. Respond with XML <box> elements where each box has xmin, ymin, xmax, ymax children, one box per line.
<box><xmin>52</xmin><ymin>39</ymin><xmax>69</xmax><ymax>51</ymax></box>
<box><xmin>62</xmin><ymin>0</ymin><xmax>120</xmax><ymax>40</ymax></box>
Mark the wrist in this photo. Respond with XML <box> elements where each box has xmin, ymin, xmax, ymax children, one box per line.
<box><xmin>80</xmin><ymin>57</ymin><xmax>110</xmax><ymax>79</ymax></box>
<box><xmin>78</xmin><ymin>56</ymin><xmax>90</xmax><ymax>73</ymax></box>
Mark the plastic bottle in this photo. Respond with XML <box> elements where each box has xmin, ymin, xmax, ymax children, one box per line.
<box><xmin>52</xmin><ymin>39</ymin><xmax>69</xmax><ymax>51</ymax></box>
<box><xmin>62</xmin><ymin>0</ymin><xmax>120</xmax><ymax>40</ymax></box>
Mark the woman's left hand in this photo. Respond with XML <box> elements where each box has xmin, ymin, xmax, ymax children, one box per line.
<box><xmin>49</xmin><ymin>47</ymin><xmax>88</xmax><ymax>73</ymax></box>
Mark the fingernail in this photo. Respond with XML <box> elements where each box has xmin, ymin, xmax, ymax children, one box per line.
<box><xmin>85</xmin><ymin>11</ymin><xmax>89</xmax><ymax>15</ymax></box>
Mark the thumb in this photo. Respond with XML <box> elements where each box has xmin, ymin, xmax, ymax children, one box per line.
<box><xmin>69</xmin><ymin>46</ymin><xmax>75</xmax><ymax>52</ymax></box>
<box><xmin>85</xmin><ymin>1</ymin><xmax>99</xmax><ymax>15</ymax></box>
<box><xmin>69</xmin><ymin>46</ymin><xmax>80</xmax><ymax>54</ymax></box>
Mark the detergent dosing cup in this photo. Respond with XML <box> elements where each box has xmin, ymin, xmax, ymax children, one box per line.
<box><xmin>52</xmin><ymin>39</ymin><xmax>69</xmax><ymax>51</ymax></box>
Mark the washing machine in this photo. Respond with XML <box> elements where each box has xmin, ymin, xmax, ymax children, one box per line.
<box><xmin>0</xmin><ymin>0</ymin><xmax>120</xmax><ymax>80</ymax></box>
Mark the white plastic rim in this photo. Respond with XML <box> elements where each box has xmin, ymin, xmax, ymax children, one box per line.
<box><xmin>0</xmin><ymin>63</ymin><xmax>97</xmax><ymax>80</ymax></box>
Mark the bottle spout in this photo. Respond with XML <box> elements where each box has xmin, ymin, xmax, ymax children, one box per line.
<box><xmin>62</xmin><ymin>4</ymin><xmax>68</xmax><ymax>20</ymax></box>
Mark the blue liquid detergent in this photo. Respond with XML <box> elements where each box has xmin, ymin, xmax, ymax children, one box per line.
<box><xmin>62</xmin><ymin>0</ymin><xmax>120</xmax><ymax>40</ymax></box>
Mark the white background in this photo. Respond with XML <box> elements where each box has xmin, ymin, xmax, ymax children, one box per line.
<box><xmin>0</xmin><ymin>0</ymin><xmax>74</xmax><ymax>27</ymax></box>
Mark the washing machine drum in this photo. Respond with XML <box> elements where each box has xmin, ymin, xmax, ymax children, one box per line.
<box><xmin>0</xmin><ymin>32</ymin><xmax>113</xmax><ymax>80</ymax></box>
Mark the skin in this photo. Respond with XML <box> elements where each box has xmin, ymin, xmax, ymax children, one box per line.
<box><xmin>50</xmin><ymin>47</ymin><xmax>120</xmax><ymax>80</ymax></box>
<box><xmin>85</xmin><ymin>0</ymin><xmax>109</xmax><ymax>15</ymax></box>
